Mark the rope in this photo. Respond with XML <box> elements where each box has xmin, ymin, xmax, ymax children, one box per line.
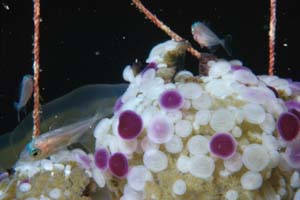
<box><xmin>268</xmin><ymin>0</ymin><xmax>276</xmax><ymax>76</ymax></box>
<box><xmin>131</xmin><ymin>0</ymin><xmax>201</xmax><ymax>59</ymax></box>
<box><xmin>32</xmin><ymin>0</ymin><xmax>41</xmax><ymax>138</ymax></box>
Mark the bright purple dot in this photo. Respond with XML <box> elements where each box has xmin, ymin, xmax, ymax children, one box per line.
<box><xmin>108</xmin><ymin>152</ymin><xmax>129</xmax><ymax>178</ymax></box>
<box><xmin>142</xmin><ymin>62</ymin><xmax>158</xmax><ymax>74</ymax></box>
<box><xmin>159</xmin><ymin>89</ymin><xmax>184</xmax><ymax>111</ymax></box>
<box><xmin>231</xmin><ymin>65</ymin><xmax>250</xmax><ymax>71</ymax></box>
<box><xmin>113</xmin><ymin>97</ymin><xmax>123</xmax><ymax>113</ymax></box>
<box><xmin>277</xmin><ymin>112</ymin><xmax>300</xmax><ymax>142</ymax></box>
<box><xmin>209</xmin><ymin>133</ymin><xmax>237</xmax><ymax>159</ymax></box>
<box><xmin>285</xmin><ymin>100</ymin><xmax>300</xmax><ymax>119</ymax></box>
<box><xmin>285</xmin><ymin>139</ymin><xmax>300</xmax><ymax>169</ymax></box>
<box><xmin>94</xmin><ymin>148</ymin><xmax>109</xmax><ymax>170</ymax></box>
<box><xmin>118</xmin><ymin>110</ymin><xmax>143</xmax><ymax>140</ymax></box>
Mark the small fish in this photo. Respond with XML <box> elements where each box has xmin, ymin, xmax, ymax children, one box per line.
<box><xmin>18</xmin><ymin>114</ymin><xmax>99</xmax><ymax>163</ymax></box>
<box><xmin>14</xmin><ymin>75</ymin><xmax>34</xmax><ymax>121</ymax></box>
<box><xmin>191</xmin><ymin>21</ymin><xmax>231</xmax><ymax>55</ymax></box>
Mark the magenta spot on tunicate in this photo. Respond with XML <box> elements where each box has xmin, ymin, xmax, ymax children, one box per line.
<box><xmin>113</xmin><ymin>97</ymin><xmax>123</xmax><ymax>113</ymax></box>
<box><xmin>209</xmin><ymin>133</ymin><xmax>237</xmax><ymax>159</ymax></box>
<box><xmin>277</xmin><ymin>112</ymin><xmax>300</xmax><ymax>142</ymax></box>
<box><xmin>231</xmin><ymin>65</ymin><xmax>250</xmax><ymax>71</ymax></box>
<box><xmin>285</xmin><ymin>139</ymin><xmax>300</xmax><ymax>169</ymax></box>
<box><xmin>94</xmin><ymin>148</ymin><xmax>109</xmax><ymax>170</ymax></box>
<box><xmin>118</xmin><ymin>110</ymin><xmax>143</xmax><ymax>140</ymax></box>
<box><xmin>148</xmin><ymin>115</ymin><xmax>173</xmax><ymax>144</ymax></box>
<box><xmin>159</xmin><ymin>89</ymin><xmax>184</xmax><ymax>111</ymax></box>
<box><xmin>285</xmin><ymin>101</ymin><xmax>300</xmax><ymax>119</ymax></box>
<box><xmin>267</xmin><ymin>85</ymin><xmax>279</xmax><ymax>98</ymax></box>
<box><xmin>108</xmin><ymin>152</ymin><xmax>128</xmax><ymax>178</ymax></box>
<box><xmin>142</xmin><ymin>62</ymin><xmax>158</xmax><ymax>74</ymax></box>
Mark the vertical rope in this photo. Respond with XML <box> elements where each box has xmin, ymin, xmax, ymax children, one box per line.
<box><xmin>131</xmin><ymin>0</ymin><xmax>201</xmax><ymax>59</ymax></box>
<box><xmin>32</xmin><ymin>0</ymin><xmax>41</xmax><ymax>138</ymax></box>
<box><xmin>268</xmin><ymin>0</ymin><xmax>276</xmax><ymax>76</ymax></box>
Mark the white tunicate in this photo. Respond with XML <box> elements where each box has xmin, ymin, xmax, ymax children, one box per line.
<box><xmin>194</xmin><ymin>110</ymin><xmax>211</xmax><ymax>128</ymax></box>
<box><xmin>121</xmin><ymin>84</ymin><xmax>139</xmax><ymax>103</ymax></box>
<box><xmin>175</xmin><ymin>120</ymin><xmax>192</xmax><ymax>137</ymax></box>
<box><xmin>39</xmin><ymin>195</ymin><xmax>50</xmax><ymax>200</ymax></box>
<box><xmin>262</xmin><ymin>133</ymin><xmax>279</xmax><ymax>151</ymax></box>
<box><xmin>240</xmin><ymin>171</ymin><xmax>263</xmax><ymax>190</ymax></box>
<box><xmin>182</xmin><ymin>99</ymin><xmax>191</xmax><ymax>110</ymax></box>
<box><xmin>64</xmin><ymin>165</ymin><xmax>71</xmax><ymax>177</ymax></box>
<box><xmin>242</xmin><ymin>144</ymin><xmax>270</xmax><ymax>172</ymax></box>
<box><xmin>290</xmin><ymin>171</ymin><xmax>300</xmax><ymax>188</ymax></box>
<box><xmin>225</xmin><ymin>190</ymin><xmax>238</xmax><ymax>200</ymax></box>
<box><xmin>143</xmin><ymin>149</ymin><xmax>168</xmax><ymax>172</ymax></box>
<box><xmin>259</xmin><ymin>113</ymin><xmax>276</xmax><ymax>134</ymax></box>
<box><xmin>141</xmin><ymin>137</ymin><xmax>159</xmax><ymax>152</ymax></box>
<box><xmin>267</xmin><ymin>150</ymin><xmax>280</xmax><ymax>168</ymax></box>
<box><xmin>142</xmin><ymin>106</ymin><xmax>160</xmax><ymax>127</ymax></box>
<box><xmin>41</xmin><ymin>159</ymin><xmax>53</xmax><ymax>171</ymax></box>
<box><xmin>93</xmin><ymin>118</ymin><xmax>112</xmax><ymax>140</ymax></box>
<box><xmin>233</xmin><ymin>69</ymin><xmax>258</xmax><ymax>85</ymax></box>
<box><xmin>141</xmin><ymin>78</ymin><xmax>165</xmax><ymax>100</ymax></box>
<box><xmin>127</xmin><ymin>165</ymin><xmax>153</xmax><ymax>191</ymax></box>
<box><xmin>92</xmin><ymin>167</ymin><xmax>106</xmax><ymax>188</ymax></box>
<box><xmin>122</xmin><ymin>184</ymin><xmax>144</xmax><ymax>200</ymax></box>
<box><xmin>265</xmin><ymin>99</ymin><xmax>285</xmax><ymax>117</ymax></box>
<box><xmin>192</xmin><ymin>93</ymin><xmax>212</xmax><ymax>110</ymax></box>
<box><xmin>205</xmin><ymin>79</ymin><xmax>233</xmax><ymax>99</ymax></box>
<box><xmin>231</xmin><ymin>126</ymin><xmax>242</xmax><ymax>138</ymax></box>
<box><xmin>166</xmin><ymin>110</ymin><xmax>183</xmax><ymax>123</ymax></box>
<box><xmin>123</xmin><ymin>65</ymin><xmax>135</xmax><ymax>82</ymax></box>
<box><xmin>242</xmin><ymin>103</ymin><xmax>266</xmax><ymax>124</ymax></box>
<box><xmin>189</xmin><ymin>155</ymin><xmax>215</xmax><ymax>179</ymax></box>
<box><xmin>177</xmin><ymin>82</ymin><xmax>202</xmax><ymax>99</ymax></box>
<box><xmin>172</xmin><ymin>179</ymin><xmax>186</xmax><ymax>195</ymax></box>
<box><xmin>176</xmin><ymin>155</ymin><xmax>190</xmax><ymax>173</ymax></box>
<box><xmin>19</xmin><ymin>182</ymin><xmax>32</xmax><ymax>192</ymax></box>
<box><xmin>53</xmin><ymin>163</ymin><xmax>64</xmax><ymax>171</ymax></box>
<box><xmin>210</xmin><ymin>108</ymin><xmax>235</xmax><ymax>132</ymax></box>
<box><xmin>209</xmin><ymin>60</ymin><xmax>231</xmax><ymax>78</ymax></box>
<box><xmin>224</xmin><ymin>153</ymin><xmax>243</xmax><ymax>173</ymax></box>
<box><xmin>48</xmin><ymin>188</ymin><xmax>61</xmax><ymax>199</ymax></box>
<box><xmin>230</xmin><ymin>60</ymin><xmax>243</xmax><ymax>66</ymax></box>
<box><xmin>118</xmin><ymin>138</ymin><xmax>138</xmax><ymax>155</ymax></box>
<box><xmin>187</xmin><ymin>135</ymin><xmax>209</xmax><ymax>155</ymax></box>
<box><xmin>219</xmin><ymin>169</ymin><xmax>231</xmax><ymax>177</ymax></box>
<box><xmin>234</xmin><ymin>109</ymin><xmax>244</xmax><ymax>124</ymax></box>
<box><xmin>108</xmin><ymin>135</ymin><xmax>120</xmax><ymax>153</ymax></box>
<box><xmin>165</xmin><ymin>135</ymin><xmax>183</xmax><ymax>154</ymax></box>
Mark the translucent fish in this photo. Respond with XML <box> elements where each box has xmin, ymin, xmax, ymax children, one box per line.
<box><xmin>0</xmin><ymin>84</ymin><xmax>127</xmax><ymax>169</ymax></box>
<box><xmin>191</xmin><ymin>21</ymin><xmax>232</xmax><ymax>56</ymax></box>
<box><xmin>14</xmin><ymin>75</ymin><xmax>34</xmax><ymax>122</ymax></box>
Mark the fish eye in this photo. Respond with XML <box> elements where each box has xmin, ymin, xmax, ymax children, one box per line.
<box><xmin>30</xmin><ymin>148</ymin><xmax>41</xmax><ymax>157</ymax></box>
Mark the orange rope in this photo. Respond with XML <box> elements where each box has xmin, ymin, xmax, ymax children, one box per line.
<box><xmin>131</xmin><ymin>0</ymin><xmax>201</xmax><ymax>59</ymax></box>
<box><xmin>32</xmin><ymin>0</ymin><xmax>41</xmax><ymax>138</ymax></box>
<box><xmin>268</xmin><ymin>0</ymin><xmax>276</xmax><ymax>76</ymax></box>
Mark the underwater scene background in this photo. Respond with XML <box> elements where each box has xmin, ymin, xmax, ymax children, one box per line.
<box><xmin>0</xmin><ymin>0</ymin><xmax>298</xmax><ymax>134</ymax></box>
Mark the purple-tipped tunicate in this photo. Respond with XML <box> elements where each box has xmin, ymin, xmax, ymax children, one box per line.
<box><xmin>108</xmin><ymin>152</ymin><xmax>129</xmax><ymax>178</ymax></box>
<box><xmin>285</xmin><ymin>139</ymin><xmax>300</xmax><ymax>169</ymax></box>
<box><xmin>147</xmin><ymin>114</ymin><xmax>174</xmax><ymax>144</ymax></box>
<box><xmin>277</xmin><ymin>112</ymin><xmax>299</xmax><ymax>142</ymax></box>
<box><xmin>142</xmin><ymin>62</ymin><xmax>158</xmax><ymax>74</ymax></box>
<box><xmin>113</xmin><ymin>97</ymin><xmax>123</xmax><ymax>113</ymax></box>
<box><xmin>159</xmin><ymin>89</ymin><xmax>184</xmax><ymax>111</ymax></box>
<box><xmin>209</xmin><ymin>133</ymin><xmax>237</xmax><ymax>159</ymax></box>
<box><xmin>94</xmin><ymin>148</ymin><xmax>109</xmax><ymax>170</ymax></box>
<box><xmin>285</xmin><ymin>100</ymin><xmax>300</xmax><ymax>119</ymax></box>
<box><xmin>118</xmin><ymin>110</ymin><xmax>143</xmax><ymax>140</ymax></box>
<box><xmin>231</xmin><ymin>65</ymin><xmax>251</xmax><ymax>72</ymax></box>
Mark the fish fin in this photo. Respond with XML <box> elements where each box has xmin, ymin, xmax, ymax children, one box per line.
<box><xmin>220</xmin><ymin>35</ymin><xmax>232</xmax><ymax>56</ymax></box>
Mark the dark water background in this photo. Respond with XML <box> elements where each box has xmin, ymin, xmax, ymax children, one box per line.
<box><xmin>0</xmin><ymin>0</ymin><xmax>298</xmax><ymax>134</ymax></box>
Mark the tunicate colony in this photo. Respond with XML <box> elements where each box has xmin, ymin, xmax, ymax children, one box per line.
<box><xmin>2</xmin><ymin>40</ymin><xmax>300</xmax><ymax>200</ymax></box>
